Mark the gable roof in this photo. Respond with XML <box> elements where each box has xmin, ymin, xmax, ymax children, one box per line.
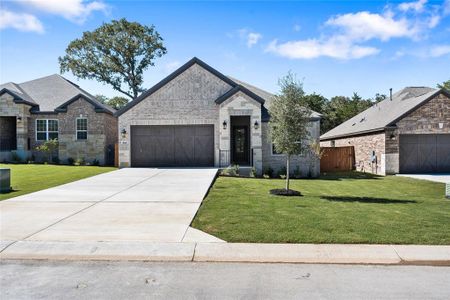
<box><xmin>320</xmin><ymin>87</ymin><xmax>448</xmax><ymax>140</ymax></box>
<box><xmin>0</xmin><ymin>74</ymin><xmax>115</xmax><ymax>114</ymax></box>
<box><xmin>116</xmin><ymin>57</ymin><xmax>320</xmax><ymax>120</ymax></box>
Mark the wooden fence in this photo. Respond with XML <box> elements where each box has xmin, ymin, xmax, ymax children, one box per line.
<box><xmin>320</xmin><ymin>146</ymin><xmax>355</xmax><ymax>172</ymax></box>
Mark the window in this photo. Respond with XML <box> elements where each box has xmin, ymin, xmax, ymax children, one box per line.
<box><xmin>36</xmin><ymin>119</ymin><xmax>58</xmax><ymax>141</ymax></box>
<box><xmin>76</xmin><ymin>118</ymin><xmax>87</xmax><ymax>140</ymax></box>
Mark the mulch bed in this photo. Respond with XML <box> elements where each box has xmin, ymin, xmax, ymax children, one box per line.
<box><xmin>269</xmin><ymin>189</ymin><xmax>302</xmax><ymax>196</ymax></box>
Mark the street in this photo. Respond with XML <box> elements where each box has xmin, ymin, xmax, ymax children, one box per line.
<box><xmin>1</xmin><ymin>260</ymin><xmax>449</xmax><ymax>299</ymax></box>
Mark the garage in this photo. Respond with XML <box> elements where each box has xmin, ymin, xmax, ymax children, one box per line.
<box><xmin>130</xmin><ymin>125</ymin><xmax>214</xmax><ymax>167</ymax></box>
<box><xmin>399</xmin><ymin>134</ymin><xmax>450</xmax><ymax>173</ymax></box>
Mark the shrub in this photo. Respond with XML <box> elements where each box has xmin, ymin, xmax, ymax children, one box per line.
<box><xmin>67</xmin><ymin>157</ymin><xmax>75</xmax><ymax>165</ymax></box>
<box><xmin>74</xmin><ymin>158</ymin><xmax>85</xmax><ymax>166</ymax></box>
<box><xmin>250</xmin><ymin>167</ymin><xmax>257</xmax><ymax>178</ymax></box>
<box><xmin>11</xmin><ymin>151</ymin><xmax>22</xmax><ymax>163</ymax></box>
<box><xmin>263</xmin><ymin>166</ymin><xmax>274</xmax><ymax>178</ymax></box>
<box><xmin>92</xmin><ymin>159</ymin><xmax>100</xmax><ymax>166</ymax></box>
<box><xmin>220</xmin><ymin>164</ymin><xmax>239</xmax><ymax>177</ymax></box>
<box><xmin>293</xmin><ymin>166</ymin><xmax>301</xmax><ymax>179</ymax></box>
<box><xmin>35</xmin><ymin>139</ymin><xmax>58</xmax><ymax>163</ymax></box>
<box><xmin>277</xmin><ymin>166</ymin><xmax>287</xmax><ymax>179</ymax></box>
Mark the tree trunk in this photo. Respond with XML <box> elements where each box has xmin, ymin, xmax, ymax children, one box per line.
<box><xmin>286</xmin><ymin>154</ymin><xmax>290</xmax><ymax>191</ymax></box>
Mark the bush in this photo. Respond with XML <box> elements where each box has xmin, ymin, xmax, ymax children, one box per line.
<box><xmin>263</xmin><ymin>166</ymin><xmax>274</xmax><ymax>178</ymax></box>
<box><xmin>52</xmin><ymin>156</ymin><xmax>60</xmax><ymax>164</ymax></box>
<box><xmin>92</xmin><ymin>159</ymin><xmax>100</xmax><ymax>166</ymax></box>
<box><xmin>250</xmin><ymin>167</ymin><xmax>257</xmax><ymax>178</ymax></box>
<box><xmin>277</xmin><ymin>166</ymin><xmax>287</xmax><ymax>179</ymax></box>
<box><xmin>293</xmin><ymin>166</ymin><xmax>301</xmax><ymax>179</ymax></box>
<box><xmin>11</xmin><ymin>151</ymin><xmax>22</xmax><ymax>163</ymax></box>
<box><xmin>220</xmin><ymin>164</ymin><xmax>239</xmax><ymax>177</ymax></box>
<box><xmin>35</xmin><ymin>139</ymin><xmax>58</xmax><ymax>163</ymax></box>
<box><xmin>74</xmin><ymin>158</ymin><xmax>85</xmax><ymax>166</ymax></box>
<box><xmin>67</xmin><ymin>157</ymin><xmax>75</xmax><ymax>165</ymax></box>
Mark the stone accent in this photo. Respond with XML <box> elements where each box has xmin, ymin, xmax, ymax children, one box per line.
<box><xmin>219</xmin><ymin>91</ymin><xmax>262</xmax><ymax>174</ymax></box>
<box><xmin>321</xmin><ymin>132</ymin><xmax>385</xmax><ymax>175</ymax></box>
<box><xmin>0</xmin><ymin>93</ymin><xmax>32</xmax><ymax>160</ymax></box>
<box><xmin>28</xmin><ymin>97</ymin><xmax>117</xmax><ymax>165</ymax></box>
<box><xmin>263</xmin><ymin>120</ymin><xmax>321</xmax><ymax>178</ymax></box>
<box><xmin>118</xmin><ymin>63</ymin><xmax>232</xmax><ymax>167</ymax></box>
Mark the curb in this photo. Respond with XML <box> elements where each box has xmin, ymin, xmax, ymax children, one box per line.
<box><xmin>1</xmin><ymin>241</ymin><xmax>449</xmax><ymax>266</ymax></box>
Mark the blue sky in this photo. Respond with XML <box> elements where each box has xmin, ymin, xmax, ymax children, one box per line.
<box><xmin>1</xmin><ymin>0</ymin><xmax>449</xmax><ymax>99</ymax></box>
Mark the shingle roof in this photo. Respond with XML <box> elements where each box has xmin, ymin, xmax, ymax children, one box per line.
<box><xmin>0</xmin><ymin>82</ymin><xmax>37</xmax><ymax>106</ymax></box>
<box><xmin>1</xmin><ymin>74</ymin><xmax>115</xmax><ymax>114</ymax></box>
<box><xmin>320</xmin><ymin>87</ymin><xmax>443</xmax><ymax>140</ymax></box>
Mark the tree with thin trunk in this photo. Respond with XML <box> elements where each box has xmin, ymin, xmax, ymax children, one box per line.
<box><xmin>269</xmin><ymin>72</ymin><xmax>311</xmax><ymax>195</ymax></box>
<box><xmin>59</xmin><ymin>18</ymin><xmax>167</xmax><ymax>99</ymax></box>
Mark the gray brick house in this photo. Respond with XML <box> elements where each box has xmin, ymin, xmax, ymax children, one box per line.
<box><xmin>116</xmin><ymin>57</ymin><xmax>321</xmax><ymax>176</ymax></box>
<box><xmin>0</xmin><ymin>74</ymin><xmax>117</xmax><ymax>165</ymax></box>
<box><xmin>320</xmin><ymin>87</ymin><xmax>450</xmax><ymax>174</ymax></box>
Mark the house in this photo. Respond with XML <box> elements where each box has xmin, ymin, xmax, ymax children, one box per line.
<box><xmin>0</xmin><ymin>74</ymin><xmax>117</xmax><ymax>165</ymax></box>
<box><xmin>320</xmin><ymin>87</ymin><xmax>450</xmax><ymax>174</ymax></box>
<box><xmin>116</xmin><ymin>57</ymin><xmax>321</xmax><ymax>176</ymax></box>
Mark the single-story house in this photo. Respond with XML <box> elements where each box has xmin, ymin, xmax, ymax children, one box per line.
<box><xmin>116</xmin><ymin>57</ymin><xmax>321</xmax><ymax>176</ymax></box>
<box><xmin>320</xmin><ymin>87</ymin><xmax>450</xmax><ymax>174</ymax></box>
<box><xmin>0</xmin><ymin>74</ymin><xmax>117</xmax><ymax>165</ymax></box>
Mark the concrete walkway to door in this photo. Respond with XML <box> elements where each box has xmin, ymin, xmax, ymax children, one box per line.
<box><xmin>0</xmin><ymin>168</ymin><xmax>223</xmax><ymax>246</ymax></box>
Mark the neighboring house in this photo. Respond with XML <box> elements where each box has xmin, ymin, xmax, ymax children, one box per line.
<box><xmin>320</xmin><ymin>87</ymin><xmax>450</xmax><ymax>174</ymax></box>
<box><xmin>0</xmin><ymin>74</ymin><xmax>117</xmax><ymax>165</ymax></box>
<box><xmin>116</xmin><ymin>57</ymin><xmax>321</xmax><ymax>176</ymax></box>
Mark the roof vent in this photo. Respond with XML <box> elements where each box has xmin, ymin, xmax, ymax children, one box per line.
<box><xmin>352</xmin><ymin>123</ymin><xmax>356</xmax><ymax>126</ymax></box>
<box><xmin>390</xmin><ymin>88</ymin><xmax>392</xmax><ymax>101</ymax></box>
<box><xmin>360</xmin><ymin>117</ymin><xmax>366</xmax><ymax>123</ymax></box>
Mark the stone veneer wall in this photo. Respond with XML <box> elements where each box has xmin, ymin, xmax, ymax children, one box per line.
<box><xmin>0</xmin><ymin>93</ymin><xmax>32</xmax><ymax>161</ymax></box>
<box><xmin>29</xmin><ymin>97</ymin><xmax>116</xmax><ymax>165</ymax></box>
<box><xmin>262</xmin><ymin>120</ymin><xmax>321</xmax><ymax>178</ymax></box>
<box><xmin>118</xmin><ymin>63</ymin><xmax>232</xmax><ymax>167</ymax></box>
<box><xmin>219</xmin><ymin>91</ymin><xmax>262</xmax><ymax>174</ymax></box>
<box><xmin>384</xmin><ymin>92</ymin><xmax>450</xmax><ymax>173</ymax></box>
<box><xmin>321</xmin><ymin>132</ymin><xmax>386</xmax><ymax>175</ymax></box>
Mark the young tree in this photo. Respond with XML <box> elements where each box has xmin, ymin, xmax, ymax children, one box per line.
<box><xmin>59</xmin><ymin>18</ymin><xmax>167</xmax><ymax>99</ymax></box>
<box><xmin>269</xmin><ymin>72</ymin><xmax>312</xmax><ymax>193</ymax></box>
<box><xmin>35</xmin><ymin>139</ymin><xmax>59</xmax><ymax>163</ymax></box>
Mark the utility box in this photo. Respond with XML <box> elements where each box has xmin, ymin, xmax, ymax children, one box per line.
<box><xmin>446</xmin><ymin>183</ymin><xmax>450</xmax><ymax>199</ymax></box>
<box><xmin>0</xmin><ymin>168</ymin><xmax>11</xmax><ymax>193</ymax></box>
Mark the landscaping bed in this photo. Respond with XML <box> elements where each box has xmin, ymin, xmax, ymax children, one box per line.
<box><xmin>0</xmin><ymin>164</ymin><xmax>116</xmax><ymax>201</ymax></box>
<box><xmin>192</xmin><ymin>172</ymin><xmax>450</xmax><ymax>245</ymax></box>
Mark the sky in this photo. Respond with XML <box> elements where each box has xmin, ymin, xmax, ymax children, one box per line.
<box><xmin>1</xmin><ymin>0</ymin><xmax>449</xmax><ymax>100</ymax></box>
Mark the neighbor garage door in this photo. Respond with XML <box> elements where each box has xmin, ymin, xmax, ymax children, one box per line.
<box><xmin>130</xmin><ymin>125</ymin><xmax>214</xmax><ymax>167</ymax></box>
<box><xmin>399</xmin><ymin>134</ymin><xmax>450</xmax><ymax>173</ymax></box>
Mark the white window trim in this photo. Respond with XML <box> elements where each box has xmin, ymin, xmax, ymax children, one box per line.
<box><xmin>35</xmin><ymin>119</ymin><xmax>59</xmax><ymax>141</ymax></box>
<box><xmin>271</xmin><ymin>143</ymin><xmax>285</xmax><ymax>157</ymax></box>
<box><xmin>76</xmin><ymin>117</ymin><xmax>88</xmax><ymax>140</ymax></box>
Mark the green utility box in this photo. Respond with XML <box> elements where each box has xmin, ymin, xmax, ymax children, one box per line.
<box><xmin>0</xmin><ymin>168</ymin><xmax>11</xmax><ymax>193</ymax></box>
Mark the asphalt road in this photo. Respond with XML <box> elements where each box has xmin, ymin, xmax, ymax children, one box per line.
<box><xmin>1</xmin><ymin>260</ymin><xmax>449</xmax><ymax>299</ymax></box>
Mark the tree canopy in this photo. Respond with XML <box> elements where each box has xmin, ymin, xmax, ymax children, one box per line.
<box><xmin>95</xmin><ymin>94</ymin><xmax>129</xmax><ymax>110</ymax></box>
<box><xmin>437</xmin><ymin>80</ymin><xmax>450</xmax><ymax>91</ymax></box>
<box><xmin>59</xmin><ymin>18</ymin><xmax>167</xmax><ymax>99</ymax></box>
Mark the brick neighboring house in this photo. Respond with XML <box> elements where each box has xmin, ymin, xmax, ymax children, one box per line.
<box><xmin>320</xmin><ymin>87</ymin><xmax>450</xmax><ymax>175</ymax></box>
<box><xmin>0</xmin><ymin>74</ymin><xmax>117</xmax><ymax>165</ymax></box>
<box><xmin>116</xmin><ymin>57</ymin><xmax>321</xmax><ymax>176</ymax></box>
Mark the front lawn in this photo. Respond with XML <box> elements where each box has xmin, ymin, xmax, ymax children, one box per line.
<box><xmin>192</xmin><ymin>173</ymin><xmax>450</xmax><ymax>245</ymax></box>
<box><xmin>0</xmin><ymin>164</ymin><xmax>116</xmax><ymax>201</ymax></box>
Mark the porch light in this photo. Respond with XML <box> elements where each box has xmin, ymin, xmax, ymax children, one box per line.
<box><xmin>121</xmin><ymin>128</ymin><xmax>127</xmax><ymax>138</ymax></box>
<box><xmin>17</xmin><ymin>116</ymin><xmax>22</xmax><ymax>122</ymax></box>
<box><xmin>389</xmin><ymin>133</ymin><xmax>396</xmax><ymax>140</ymax></box>
<box><xmin>254</xmin><ymin>120</ymin><xmax>259</xmax><ymax>130</ymax></box>
<box><xmin>222</xmin><ymin>120</ymin><xmax>227</xmax><ymax>130</ymax></box>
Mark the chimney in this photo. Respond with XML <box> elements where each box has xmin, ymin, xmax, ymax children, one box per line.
<box><xmin>390</xmin><ymin>88</ymin><xmax>393</xmax><ymax>101</ymax></box>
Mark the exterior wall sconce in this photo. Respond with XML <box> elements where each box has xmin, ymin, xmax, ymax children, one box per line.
<box><xmin>254</xmin><ymin>120</ymin><xmax>259</xmax><ymax>130</ymax></box>
<box><xmin>222</xmin><ymin>120</ymin><xmax>227</xmax><ymax>130</ymax></box>
<box><xmin>17</xmin><ymin>116</ymin><xmax>22</xmax><ymax>122</ymax></box>
<box><xmin>389</xmin><ymin>134</ymin><xmax>396</xmax><ymax>140</ymax></box>
<box><xmin>121</xmin><ymin>128</ymin><xmax>127</xmax><ymax>138</ymax></box>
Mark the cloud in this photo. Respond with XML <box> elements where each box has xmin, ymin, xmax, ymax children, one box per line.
<box><xmin>23</xmin><ymin>0</ymin><xmax>108</xmax><ymax>23</ymax></box>
<box><xmin>266</xmin><ymin>37</ymin><xmax>380</xmax><ymax>60</ymax></box>
<box><xmin>0</xmin><ymin>8</ymin><xmax>44</xmax><ymax>33</ymax></box>
<box><xmin>238</xmin><ymin>29</ymin><xmax>262</xmax><ymax>48</ymax></box>
<box><xmin>444</xmin><ymin>0</ymin><xmax>450</xmax><ymax>15</ymax></box>
<box><xmin>429</xmin><ymin>45</ymin><xmax>450</xmax><ymax>57</ymax></box>
<box><xmin>398</xmin><ymin>0</ymin><xmax>427</xmax><ymax>13</ymax></box>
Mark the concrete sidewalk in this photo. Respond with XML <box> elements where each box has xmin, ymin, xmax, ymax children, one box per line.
<box><xmin>1</xmin><ymin>241</ymin><xmax>449</xmax><ymax>266</ymax></box>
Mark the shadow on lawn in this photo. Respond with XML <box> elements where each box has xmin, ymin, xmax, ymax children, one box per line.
<box><xmin>319</xmin><ymin>172</ymin><xmax>383</xmax><ymax>181</ymax></box>
<box><xmin>321</xmin><ymin>196</ymin><xmax>417</xmax><ymax>204</ymax></box>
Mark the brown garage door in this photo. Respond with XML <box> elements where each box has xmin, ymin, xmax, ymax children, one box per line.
<box><xmin>131</xmin><ymin>125</ymin><xmax>214</xmax><ymax>167</ymax></box>
<box><xmin>399</xmin><ymin>134</ymin><xmax>450</xmax><ymax>173</ymax></box>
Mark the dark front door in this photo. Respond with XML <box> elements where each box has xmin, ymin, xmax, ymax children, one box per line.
<box><xmin>231</xmin><ymin>126</ymin><xmax>249</xmax><ymax>165</ymax></box>
<box><xmin>399</xmin><ymin>134</ymin><xmax>450</xmax><ymax>173</ymax></box>
<box><xmin>130</xmin><ymin>125</ymin><xmax>214</xmax><ymax>167</ymax></box>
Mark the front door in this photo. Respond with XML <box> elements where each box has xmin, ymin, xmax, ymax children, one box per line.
<box><xmin>231</xmin><ymin>126</ymin><xmax>249</xmax><ymax>165</ymax></box>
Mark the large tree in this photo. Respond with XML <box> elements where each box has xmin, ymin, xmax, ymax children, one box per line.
<box><xmin>269</xmin><ymin>72</ymin><xmax>311</xmax><ymax>193</ymax></box>
<box><xmin>95</xmin><ymin>94</ymin><xmax>129</xmax><ymax>110</ymax></box>
<box><xmin>437</xmin><ymin>80</ymin><xmax>450</xmax><ymax>91</ymax></box>
<box><xmin>59</xmin><ymin>18</ymin><xmax>167</xmax><ymax>99</ymax></box>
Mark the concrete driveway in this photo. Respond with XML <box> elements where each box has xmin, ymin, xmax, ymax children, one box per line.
<box><xmin>0</xmin><ymin>168</ymin><xmax>222</xmax><ymax>245</ymax></box>
<box><xmin>396</xmin><ymin>174</ymin><xmax>450</xmax><ymax>183</ymax></box>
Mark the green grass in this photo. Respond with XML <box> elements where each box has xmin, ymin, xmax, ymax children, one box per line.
<box><xmin>192</xmin><ymin>172</ymin><xmax>450</xmax><ymax>245</ymax></box>
<box><xmin>0</xmin><ymin>164</ymin><xmax>116</xmax><ymax>201</ymax></box>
